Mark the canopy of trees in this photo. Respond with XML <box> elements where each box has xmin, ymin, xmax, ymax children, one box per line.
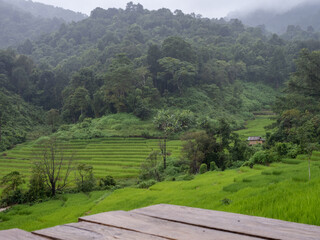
<box><xmin>0</xmin><ymin>2</ymin><xmax>320</xmax><ymax>152</ymax></box>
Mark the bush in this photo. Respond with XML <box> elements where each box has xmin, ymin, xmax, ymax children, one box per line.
<box><xmin>244</xmin><ymin>150</ymin><xmax>279</xmax><ymax>167</ymax></box>
<box><xmin>99</xmin><ymin>176</ymin><xmax>116</xmax><ymax>189</ymax></box>
<box><xmin>0</xmin><ymin>189</ymin><xmax>26</xmax><ymax>207</ymax></box>
<box><xmin>209</xmin><ymin>161</ymin><xmax>218</xmax><ymax>171</ymax></box>
<box><xmin>138</xmin><ymin>180</ymin><xmax>156</xmax><ymax>189</ymax></box>
<box><xmin>199</xmin><ymin>163</ymin><xmax>207</xmax><ymax>174</ymax></box>
<box><xmin>175</xmin><ymin>174</ymin><xmax>194</xmax><ymax>181</ymax></box>
<box><xmin>274</xmin><ymin>142</ymin><xmax>299</xmax><ymax>158</ymax></box>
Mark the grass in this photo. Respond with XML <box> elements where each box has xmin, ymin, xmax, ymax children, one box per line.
<box><xmin>1</xmin><ymin>113</ymin><xmax>319</xmax><ymax>231</ymax></box>
<box><xmin>0</xmin><ymin>137</ymin><xmax>182</xmax><ymax>181</ymax></box>
<box><xmin>1</xmin><ymin>158</ymin><xmax>319</xmax><ymax>231</ymax></box>
<box><xmin>235</xmin><ymin>114</ymin><xmax>276</xmax><ymax>139</ymax></box>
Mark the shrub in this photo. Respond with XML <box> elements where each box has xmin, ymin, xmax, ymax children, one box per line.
<box><xmin>209</xmin><ymin>161</ymin><xmax>218</xmax><ymax>171</ymax></box>
<box><xmin>175</xmin><ymin>174</ymin><xmax>194</xmax><ymax>181</ymax></box>
<box><xmin>138</xmin><ymin>180</ymin><xmax>156</xmax><ymax>189</ymax></box>
<box><xmin>274</xmin><ymin>142</ymin><xmax>299</xmax><ymax>158</ymax></box>
<box><xmin>99</xmin><ymin>176</ymin><xmax>116</xmax><ymax>189</ymax></box>
<box><xmin>221</xmin><ymin>198</ymin><xmax>232</xmax><ymax>205</ymax></box>
<box><xmin>199</xmin><ymin>163</ymin><xmax>207</xmax><ymax>174</ymax></box>
<box><xmin>244</xmin><ymin>149</ymin><xmax>279</xmax><ymax>167</ymax></box>
<box><xmin>76</xmin><ymin>164</ymin><xmax>96</xmax><ymax>192</ymax></box>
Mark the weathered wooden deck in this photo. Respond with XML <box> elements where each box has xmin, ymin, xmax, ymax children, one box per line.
<box><xmin>1</xmin><ymin>204</ymin><xmax>320</xmax><ymax>240</ymax></box>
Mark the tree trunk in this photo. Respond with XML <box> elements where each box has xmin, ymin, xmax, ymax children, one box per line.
<box><xmin>164</xmin><ymin>137</ymin><xmax>167</xmax><ymax>169</ymax></box>
<box><xmin>51</xmin><ymin>182</ymin><xmax>56</xmax><ymax>196</ymax></box>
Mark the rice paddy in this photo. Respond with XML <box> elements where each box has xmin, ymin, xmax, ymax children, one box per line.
<box><xmin>0</xmin><ymin>137</ymin><xmax>182</xmax><ymax>180</ymax></box>
<box><xmin>235</xmin><ymin>114</ymin><xmax>276</xmax><ymax>139</ymax></box>
<box><xmin>1</xmin><ymin>154</ymin><xmax>320</xmax><ymax>231</ymax></box>
<box><xmin>1</xmin><ymin>115</ymin><xmax>319</xmax><ymax>231</ymax></box>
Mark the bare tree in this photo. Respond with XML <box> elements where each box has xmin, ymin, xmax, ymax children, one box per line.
<box><xmin>34</xmin><ymin>137</ymin><xmax>74</xmax><ymax>196</ymax></box>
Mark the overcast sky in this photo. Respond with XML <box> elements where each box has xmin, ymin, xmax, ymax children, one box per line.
<box><xmin>34</xmin><ymin>0</ymin><xmax>317</xmax><ymax>18</ymax></box>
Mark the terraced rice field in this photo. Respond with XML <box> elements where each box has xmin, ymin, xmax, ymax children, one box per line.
<box><xmin>0</xmin><ymin>137</ymin><xmax>182</xmax><ymax>180</ymax></box>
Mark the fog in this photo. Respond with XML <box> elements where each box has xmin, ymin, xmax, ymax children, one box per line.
<box><xmin>34</xmin><ymin>0</ymin><xmax>318</xmax><ymax>18</ymax></box>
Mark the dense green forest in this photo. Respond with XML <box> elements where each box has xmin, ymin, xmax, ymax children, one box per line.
<box><xmin>2</xmin><ymin>2</ymin><xmax>320</xmax><ymax>152</ymax></box>
<box><xmin>1</xmin><ymin>2</ymin><xmax>320</xmax><ymax>229</ymax></box>
<box><xmin>0</xmin><ymin>0</ymin><xmax>86</xmax><ymax>48</ymax></box>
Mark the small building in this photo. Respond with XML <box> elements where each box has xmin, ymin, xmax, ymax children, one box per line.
<box><xmin>247</xmin><ymin>136</ymin><xmax>265</xmax><ymax>145</ymax></box>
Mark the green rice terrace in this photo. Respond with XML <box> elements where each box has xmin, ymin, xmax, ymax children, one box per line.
<box><xmin>235</xmin><ymin>114</ymin><xmax>275</xmax><ymax>139</ymax></box>
<box><xmin>1</xmin><ymin>114</ymin><xmax>320</xmax><ymax>231</ymax></box>
<box><xmin>0</xmin><ymin>154</ymin><xmax>320</xmax><ymax>231</ymax></box>
<box><xmin>0</xmin><ymin>137</ymin><xmax>182</xmax><ymax>181</ymax></box>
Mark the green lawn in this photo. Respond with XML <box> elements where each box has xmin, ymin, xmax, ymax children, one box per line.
<box><xmin>1</xmin><ymin>156</ymin><xmax>320</xmax><ymax>231</ymax></box>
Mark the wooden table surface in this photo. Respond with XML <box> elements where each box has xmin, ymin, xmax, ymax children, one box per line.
<box><xmin>1</xmin><ymin>204</ymin><xmax>320</xmax><ymax>240</ymax></box>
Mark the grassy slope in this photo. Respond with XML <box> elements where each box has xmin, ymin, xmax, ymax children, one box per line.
<box><xmin>235</xmin><ymin>114</ymin><xmax>275</xmax><ymax>138</ymax></box>
<box><xmin>2</xmin><ymin>115</ymin><xmax>320</xmax><ymax>231</ymax></box>
<box><xmin>1</xmin><ymin>159</ymin><xmax>319</xmax><ymax>231</ymax></box>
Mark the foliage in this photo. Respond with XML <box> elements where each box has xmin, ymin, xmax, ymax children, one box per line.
<box><xmin>140</xmin><ymin>150</ymin><xmax>162</xmax><ymax>181</ymax></box>
<box><xmin>26</xmin><ymin>164</ymin><xmax>48</xmax><ymax>202</ymax></box>
<box><xmin>0</xmin><ymin>88</ymin><xmax>44</xmax><ymax>151</ymax></box>
<box><xmin>181</xmin><ymin>119</ymin><xmax>255</xmax><ymax>172</ymax></box>
<box><xmin>269</xmin><ymin>50</ymin><xmax>320</xmax><ymax>158</ymax></box>
<box><xmin>98</xmin><ymin>176</ymin><xmax>116</xmax><ymax>190</ymax></box>
<box><xmin>244</xmin><ymin>150</ymin><xmax>279</xmax><ymax>167</ymax></box>
<box><xmin>0</xmin><ymin>3</ymin><xmax>291</xmax><ymax>142</ymax></box>
<box><xmin>154</xmin><ymin>109</ymin><xmax>194</xmax><ymax>169</ymax></box>
<box><xmin>75</xmin><ymin>164</ymin><xmax>96</xmax><ymax>192</ymax></box>
<box><xmin>34</xmin><ymin>137</ymin><xmax>74</xmax><ymax>196</ymax></box>
<box><xmin>199</xmin><ymin>163</ymin><xmax>207</xmax><ymax>174</ymax></box>
<box><xmin>139</xmin><ymin>153</ymin><xmax>189</xmax><ymax>184</ymax></box>
<box><xmin>1</xmin><ymin>160</ymin><xmax>320</xmax><ymax>231</ymax></box>
<box><xmin>209</xmin><ymin>161</ymin><xmax>219</xmax><ymax>171</ymax></box>
<box><xmin>0</xmin><ymin>171</ymin><xmax>25</xmax><ymax>206</ymax></box>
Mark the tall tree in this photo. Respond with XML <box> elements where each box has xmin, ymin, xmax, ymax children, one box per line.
<box><xmin>154</xmin><ymin>109</ymin><xmax>194</xmax><ymax>169</ymax></box>
<box><xmin>34</xmin><ymin>137</ymin><xmax>74</xmax><ymax>196</ymax></box>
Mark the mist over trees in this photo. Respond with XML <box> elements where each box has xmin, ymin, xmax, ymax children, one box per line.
<box><xmin>229</xmin><ymin>1</ymin><xmax>320</xmax><ymax>36</ymax></box>
<box><xmin>0</xmin><ymin>2</ymin><xmax>320</xmax><ymax>154</ymax></box>
<box><xmin>1</xmin><ymin>0</ymin><xmax>87</xmax><ymax>22</ymax></box>
<box><xmin>0</xmin><ymin>0</ymin><xmax>87</xmax><ymax>48</ymax></box>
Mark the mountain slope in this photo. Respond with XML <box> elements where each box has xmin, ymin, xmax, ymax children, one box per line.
<box><xmin>2</xmin><ymin>0</ymin><xmax>87</xmax><ymax>22</ymax></box>
<box><xmin>0</xmin><ymin>0</ymin><xmax>87</xmax><ymax>48</ymax></box>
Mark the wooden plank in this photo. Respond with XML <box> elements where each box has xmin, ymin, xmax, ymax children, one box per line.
<box><xmin>0</xmin><ymin>229</ymin><xmax>47</xmax><ymax>240</ymax></box>
<box><xmin>33</xmin><ymin>221</ymin><xmax>167</xmax><ymax>240</ymax></box>
<box><xmin>79</xmin><ymin>210</ymin><xmax>264</xmax><ymax>240</ymax></box>
<box><xmin>132</xmin><ymin>204</ymin><xmax>320</xmax><ymax>240</ymax></box>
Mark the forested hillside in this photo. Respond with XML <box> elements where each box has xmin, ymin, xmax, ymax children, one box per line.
<box><xmin>0</xmin><ymin>0</ymin><xmax>86</xmax><ymax>48</ymax></box>
<box><xmin>1</xmin><ymin>3</ymin><xmax>320</xmax><ymax>226</ymax></box>
<box><xmin>13</xmin><ymin>4</ymin><xmax>291</xmax><ymax>120</ymax></box>
<box><xmin>229</xmin><ymin>1</ymin><xmax>320</xmax><ymax>37</ymax></box>
<box><xmin>2</xmin><ymin>2</ymin><xmax>320</xmax><ymax>152</ymax></box>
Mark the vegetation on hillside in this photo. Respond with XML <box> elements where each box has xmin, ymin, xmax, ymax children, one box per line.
<box><xmin>0</xmin><ymin>88</ymin><xmax>44</xmax><ymax>151</ymax></box>
<box><xmin>1</xmin><ymin>1</ymin><xmax>320</xmax><ymax>231</ymax></box>
<box><xmin>0</xmin><ymin>158</ymin><xmax>319</xmax><ymax>231</ymax></box>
